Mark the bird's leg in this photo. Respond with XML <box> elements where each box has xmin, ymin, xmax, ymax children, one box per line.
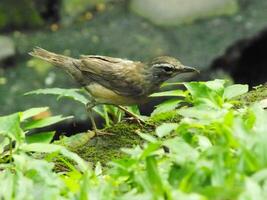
<box><xmin>116</xmin><ymin>105</ymin><xmax>146</xmax><ymax>126</ymax></box>
<box><xmin>86</xmin><ymin>101</ymin><xmax>98</xmax><ymax>131</ymax></box>
<box><xmin>86</xmin><ymin>101</ymin><xmax>113</xmax><ymax>136</ymax></box>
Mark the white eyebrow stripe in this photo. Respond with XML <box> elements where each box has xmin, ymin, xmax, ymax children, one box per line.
<box><xmin>152</xmin><ymin>63</ymin><xmax>174</xmax><ymax>68</ymax></box>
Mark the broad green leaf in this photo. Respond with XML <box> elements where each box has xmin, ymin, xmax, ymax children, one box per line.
<box><xmin>196</xmin><ymin>135</ymin><xmax>212</xmax><ymax>151</ymax></box>
<box><xmin>137</xmin><ymin>132</ymin><xmax>158</xmax><ymax>143</ymax></box>
<box><xmin>94</xmin><ymin>162</ymin><xmax>102</xmax><ymax>176</ymax></box>
<box><xmin>0</xmin><ymin>137</ymin><xmax>9</xmax><ymax>154</ymax></box>
<box><xmin>259</xmin><ymin>98</ymin><xmax>267</xmax><ymax>109</ymax></box>
<box><xmin>23</xmin><ymin>115</ymin><xmax>73</xmax><ymax>130</ymax></box>
<box><xmin>155</xmin><ymin>123</ymin><xmax>178</xmax><ymax>138</ymax></box>
<box><xmin>0</xmin><ymin>171</ymin><xmax>14</xmax><ymax>200</ymax></box>
<box><xmin>152</xmin><ymin>99</ymin><xmax>181</xmax><ymax>115</ymax></box>
<box><xmin>205</xmin><ymin>79</ymin><xmax>225</xmax><ymax>94</ymax></box>
<box><xmin>251</xmin><ymin>169</ymin><xmax>267</xmax><ymax>183</ymax></box>
<box><xmin>25</xmin><ymin>88</ymin><xmax>89</xmax><ymax>105</ymax></box>
<box><xmin>60</xmin><ymin>148</ymin><xmax>89</xmax><ymax>172</ymax></box>
<box><xmin>184</xmin><ymin>82</ymin><xmax>211</xmax><ymax>99</ymax></box>
<box><xmin>25</xmin><ymin>88</ymin><xmax>107</xmax><ymax>121</ymax></box>
<box><xmin>224</xmin><ymin>84</ymin><xmax>248</xmax><ymax>99</ymax></box>
<box><xmin>238</xmin><ymin>178</ymin><xmax>264</xmax><ymax>200</ymax></box>
<box><xmin>145</xmin><ymin>156</ymin><xmax>164</xmax><ymax>197</ymax></box>
<box><xmin>141</xmin><ymin>142</ymin><xmax>162</xmax><ymax>159</ymax></box>
<box><xmin>25</xmin><ymin>131</ymin><xmax>55</xmax><ymax>144</ymax></box>
<box><xmin>0</xmin><ymin>113</ymin><xmax>24</xmax><ymax>142</ymax></box>
<box><xmin>184</xmin><ymin>81</ymin><xmax>224</xmax><ymax>107</ymax></box>
<box><xmin>20</xmin><ymin>143</ymin><xmax>63</xmax><ymax>153</ymax></box>
<box><xmin>21</xmin><ymin>107</ymin><xmax>49</xmax><ymax>121</ymax></box>
<box><xmin>163</xmin><ymin>138</ymin><xmax>199</xmax><ymax>165</ymax></box>
<box><xmin>150</xmin><ymin>90</ymin><xmax>186</xmax><ymax>97</ymax></box>
<box><xmin>178</xmin><ymin>106</ymin><xmax>226</xmax><ymax>121</ymax></box>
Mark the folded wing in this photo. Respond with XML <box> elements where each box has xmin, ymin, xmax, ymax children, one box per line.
<box><xmin>77</xmin><ymin>55</ymin><xmax>146</xmax><ymax>97</ymax></box>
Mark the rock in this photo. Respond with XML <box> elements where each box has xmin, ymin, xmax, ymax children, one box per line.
<box><xmin>0</xmin><ymin>36</ymin><xmax>15</xmax><ymax>61</ymax></box>
<box><xmin>130</xmin><ymin>0</ymin><xmax>238</xmax><ymax>26</ymax></box>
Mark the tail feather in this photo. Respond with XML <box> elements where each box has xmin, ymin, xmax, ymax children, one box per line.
<box><xmin>29</xmin><ymin>47</ymin><xmax>86</xmax><ymax>85</ymax></box>
<box><xmin>29</xmin><ymin>47</ymin><xmax>75</xmax><ymax>68</ymax></box>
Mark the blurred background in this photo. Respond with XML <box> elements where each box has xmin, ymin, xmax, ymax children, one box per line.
<box><xmin>0</xmin><ymin>0</ymin><xmax>266</xmax><ymax>127</ymax></box>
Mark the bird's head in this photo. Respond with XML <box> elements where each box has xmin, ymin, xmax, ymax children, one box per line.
<box><xmin>149</xmin><ymin>56</ymin><xmax>199</xmax><ymax>83</ymax></box>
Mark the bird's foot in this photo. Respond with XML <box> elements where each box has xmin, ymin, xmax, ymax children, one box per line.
<box><xmin>125</xmin><ymin>116</ymin><xmax>145</xmax><ymax>126</ymax></box>
<box><xmin>94</xmin><ymin>129</ymin><xmax>114</xmax><ymax>136</ymax></box>
<box><xmin>125</xmin><ymin>116</ymin><xmax>155</xmax><ymax>128</ymax></box>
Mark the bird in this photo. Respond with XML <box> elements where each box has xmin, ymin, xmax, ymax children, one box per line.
<box><xmin>29</xmin><ymin>47</ymin><xmax>198</xmax><ymax>134</ymax></box>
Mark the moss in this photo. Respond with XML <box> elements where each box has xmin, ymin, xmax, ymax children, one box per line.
<box><xmin>57</xmin><ymin>122</ymin><xmax>143</xmax><ymax>166</ymax></box>
<box><xmin>149</xmin><ymin>111</ymin><xmax>182</xmax><ymax>124</ymax></box>
<box><xmin>238</xmin><ymin>83</ymin><xmax>267</xmax><ymax>106</ymax></box>
<box><xmin>51</xmin><ymin>83</ymin><xmax>267</xmax><ymax>168</ymax></box>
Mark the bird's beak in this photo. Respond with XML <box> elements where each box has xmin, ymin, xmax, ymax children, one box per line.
<box><xmin>179</xmin><ymin>65</ymin><xmax>200</xmax><ymax>73</ymax></box>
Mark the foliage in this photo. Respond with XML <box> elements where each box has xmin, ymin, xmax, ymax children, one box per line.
<box><xmin>1</xmin><ymin>79</ymin><xmax>267</xmax><ymax>199</ymax></box>
<box><xmin>25</xmin><ymin>87</ymin><xmax>141</xmax><ymax>127</ymax></box>
<box><xmin>0</xmin><ymin>0</ymin><xmax>43</xmax><ymax>30</ymax></box>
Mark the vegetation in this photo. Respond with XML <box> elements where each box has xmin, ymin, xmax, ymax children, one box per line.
<box><xmin>1</xmin><ymin>79</ymin><xmax>267</xmax><ymax>199</ymax></box>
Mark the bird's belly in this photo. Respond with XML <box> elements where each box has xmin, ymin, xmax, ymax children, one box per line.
<box><xmin>85</xmin><ymin>83</ymin><xmax>143</xmax><ymax>105</ymax></box>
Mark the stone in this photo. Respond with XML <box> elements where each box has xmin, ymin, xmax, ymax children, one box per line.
<box><xmin>0</xmin><ymin>36</ymin><xmax>15</xmax><ymax>61</ymax></box>
<box><xmin>130</xmin><ymin>0</ymin><xmax>238</xmax><ymax>26</ymax></box>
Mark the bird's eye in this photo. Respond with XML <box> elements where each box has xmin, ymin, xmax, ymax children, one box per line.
<box><xmin>162</xmin><ymin>66</ymin><xmax>173</xmax><ymax>73</ymax></box>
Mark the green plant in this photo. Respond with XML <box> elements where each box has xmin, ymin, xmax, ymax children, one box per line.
<box><xmin>1</xmin><ymin>79</ymin><xmax>267</xmax><ymax>200</ymax></box>
<box><xmin>25</xmin><ymin>88</ymin><xmax>141</xmax><ymax>127</ymax></box>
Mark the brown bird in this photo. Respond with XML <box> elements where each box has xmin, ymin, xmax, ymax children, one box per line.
<box><xmin>29</xmin><ymin>47</ymin><xmax>198</xmax><ymax>133</ymax></box>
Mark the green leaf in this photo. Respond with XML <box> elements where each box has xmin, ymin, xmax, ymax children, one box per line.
<box><xmin>137</xmin><ymin>132</ymin><xmax>158</xmax><ymax>143</ymax></box>
<box><xmin>141</xmin><ymin>142</ymin><xmax>162</xmax><ymax>159</ymax></box>
<box><xmin>94</xmin><ymin>162</ymin><xmax>102</xmax><ymax>176</ymax></box>
<box><xmin>25</xmin><ymin>88</ymin><xmax>89</xmax><ymax>105</ymax></box>
<box><xmin>224</xmin><ymin>84</ymin><xmax>248</xmax><ymax>99</ymax></box>
<box><xmin>163</xmin><ymin>138</ymin><xmax>199</xmax><ymax>165</ymax></box>
<box><xmin>145</xmin><ymin>156</ymin><xmax>164</xmax><ymax>196</ymax></box>
<box><xmin>155</xmin><ymin>123</ymin><xmax>178</xmax><ymax>138</ymax></box>
<box><xmin>152</xmin><ymin>99</ymin><xmax>181</xmax><ymax>115</ymax></box>
<box><xmin>205</xmin><ymin>79</ymin><xmax>225</xmax><ymax>93</ymax></box>
<box><xmin>178</xmin><ymin>106</ymin><xmax>226</xmax><ymax>121</ymax></box>
<box><xmin>21</xmin><ymin>107</ymin><xmax>49</xmax><ymax>121</ymax></box>
<box><xmin>25</xmin><ymin>131</ymin><xmax>55</xmax><ymax>144</ymax></box>
<box><xmin>23</xmin><ymin>115</ymin><xmax>73</xmax><ymax>130</ymax></box>
<box><xmin>19</xmin><ymin>143</ymin><xmax>88</xmax><ymax>172</ymax></box>
<box><xmin>184</xmin><ymin>80</ymin><xmax>225</xmax><ymax>107</ymax></box>
<box><xmin>20</xmin><ymin>143</ymin><xmax>63</xmax><ymax>153</ymax></box>
<box><xmin>126</xmin><ymin>105</ymin><xmax>140</xmax><ymax>115</ymax></box>
<box><xmin>0</xmin><ymin>113</ymin><xmax>24</xmax><ymax>142</ymax></box>
<box><xmin>150</xmin><ymin>90</ymin><xmax>186</xmax><ymax>97</ymax></box>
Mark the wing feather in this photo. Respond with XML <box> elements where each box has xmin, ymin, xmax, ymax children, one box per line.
<box><xmin>76</xmin><ymin>56</ymin><xmax>146</xmax><ymax>97</ymax></box>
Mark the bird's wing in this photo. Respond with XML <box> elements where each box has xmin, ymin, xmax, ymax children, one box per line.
<box><xmin>77</xmin><ymin>55</ymin><xmax>146</xmax><ymax>97</ymax></box>
<box><xmin>80</xmin><ymin>55</ymin><xmax>131</xmax><ymax>63</ymax></box>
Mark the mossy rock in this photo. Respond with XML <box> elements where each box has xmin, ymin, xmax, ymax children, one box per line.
<box><xmin>55</xmin><ymin>83</ymin><xmax>267</xmax><ymax>166</ymax></box>
<box><xmin>56</xmin><ymin>122</ymin><xmax>144</xmax><ymax>165</ymax></box>
<box><xmin>238</xmin><ymin>83</ymin><xmax>267</xmax><ymax>106</ymax></box>
<box><xmin>130</xmin><ymin>0</ymin><xmax>238</xmax><ymax>26</ymax></box>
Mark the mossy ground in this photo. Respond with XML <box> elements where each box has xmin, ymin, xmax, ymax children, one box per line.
<box><xmin>53</xmin><ymin>84</ymin><xmax>267</xmax><ymax>167</ymax></box>
<box><xmin>238</xmin><ymin>83</ymin><xmax>267</xmax><ymax>106</ymax></box>
<box><xmin>56</xmin><ymin>122</ymin><xmax>143</xmax><ymax>165</ymax></box>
